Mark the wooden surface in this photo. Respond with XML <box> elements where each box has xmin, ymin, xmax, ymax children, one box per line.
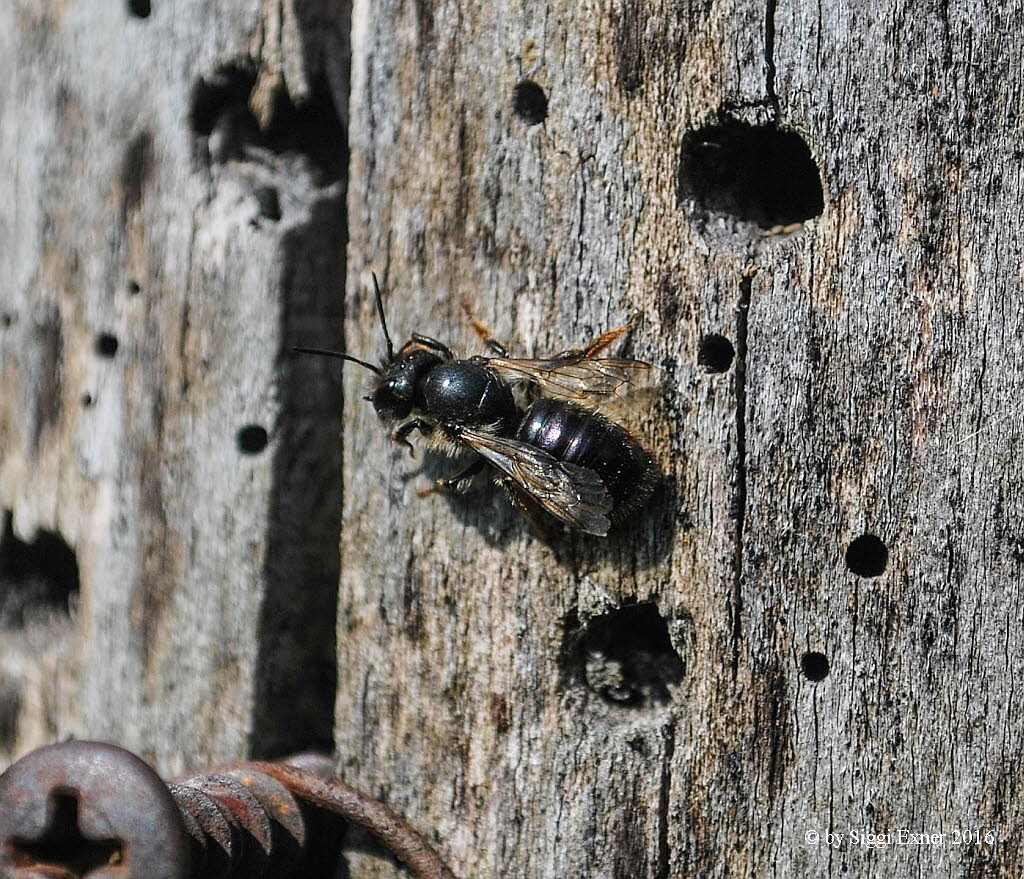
<box><xmin>339</xmin><ymin>0</ymin><xmax>1024</xmax><ymax>876</ymax></box>
<box><xmin>2</xmin><ymin>0</ymin><xmax>1023</xmax><ymax>877</ymax></box>
<box><xmin>0</xmin><ymin>0</ymin><xmax>349</xmax><ymax>773</ymax></box>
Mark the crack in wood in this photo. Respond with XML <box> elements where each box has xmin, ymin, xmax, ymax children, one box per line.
<box><xmin>656</xmin><ymin>721</ymin><xmax>676</xmax><ymax>879</ymax></box>
<box><xmin>764</xmin><ymin>0</ymin><xmax>781</xmax><ymax>118</ymax></box>
<box><xmin>730</xmin><ymin>274</ymin><xmax>752</xmax><ymax>679</ymax></box>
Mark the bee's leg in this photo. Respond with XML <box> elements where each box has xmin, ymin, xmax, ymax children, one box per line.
<box><xmin>409</xmin><ymin>334</ymin><xmax>454</xmax><ymax>360</ymax></box>
<box><xmin>392</xmin><ymin>419</ymin><xmax>433</xmax><ymax>457</ymax></box>
<box><xmin>555</xmin><ymin>311</ymin><xmax>641</xmax><ymax>360</ymax></box>
<box><xmin>583</xmin><ymin>324</ymin><xmax>629</xmax><ymax>357</ymax></box>
<box><xmin>461</xmin><ymin>300</ymin><xmax>509</xmax><ymax>356</ymax></box>
<box><xmin>417</xmin><ymin>458</ymin><xmax>485</xmax><ymax>497</ymax></box>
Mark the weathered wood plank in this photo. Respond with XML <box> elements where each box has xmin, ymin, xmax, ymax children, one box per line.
<box><xmin>338</xmin><ymin>0</ymin><xmax>1024</xmax><ymax>876</ymax></box>
<box><xmin>3</xmin><ymin>0</ymin><xmax>1023</xmax><ymax>876</ymax></box>
<box><xmin>0</xmin><ymin>0</ymin><xmax>348</xmax><ymax>774</ymax></box>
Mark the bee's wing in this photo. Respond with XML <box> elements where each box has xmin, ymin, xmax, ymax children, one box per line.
<box><xmin>485</xmin><ymin>356</ymin><xmax>651</xmax><ymax>402</ymax></box>
<box><xmin>458</xmin><ymin>428</ymin><xmax>613</xmax><ymax>536</ymax></box>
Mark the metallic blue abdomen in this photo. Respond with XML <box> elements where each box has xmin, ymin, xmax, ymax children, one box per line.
<box><xmin>514</xmin><ymin>399</ymin><xmax>653</xmax><ymax>518</ymax></box>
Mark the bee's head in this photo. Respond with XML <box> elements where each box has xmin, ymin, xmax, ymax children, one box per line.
<box><xmin>294</xmin><ymin>274</ymin><xmax>442</xmax><ymax>421</ymax></box>
<box><xmin>371</xmin><ymin>347</ymin><xmax>443</xmax><ymax>420</ymax></box>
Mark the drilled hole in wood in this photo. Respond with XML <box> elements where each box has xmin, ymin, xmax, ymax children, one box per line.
<box><xmin>190</xmin><ymin>62</ymin><xmax>345</xmax><ymax>181</ymax></box>
<box><xmin>845</xmin><ymin>533</ymin><xmax>888</xmax><ymax>577</ymax></box>
<box><xmin>127</xmin><ymin>0</ymin><xmax>151</xmax><ymax>17</ymax></box>
<box><xmin>564</xmin><ymin>603</ymin><xmax>684</xmax><ymax>708</ymax></box>
<box><xmin>512</xmin><ymin>80</ymin><xmax>548</xmax><ymax>125</ymax></box>
<box><xmin>80</xmin><ymin>392</ymin><xmax>93</xmax><ymax>408</ymax></box>
<box><xmin>1</xmin><ymin>314</ymin><xmax>12</xmax><ymax>328</ymax></box>
<box><xmin>254</xmin><ymin>186</ymin><xmax>282</xmax><ymax>221</ymax></box>
<box><xmin>237</xmin><ymin>424</ymin><xmax>269</xmax><ymax>455</ymax></box>
<box><xmin>0</xmin><ymin>511</ymin><xmax>79</xmax><ymax>628</ymax></box>
<box><xmin>94</xmin><ymin>333</ymin><xmax>119</xmax><ymax>358</ymax></box>
<box><xmin>801</xmin><ymin>651</ymin><xmax>830</xmax><ymax>682</ymax></box>
<box><xmin>697</xmin><ymin>333</ymin><xmax>734</xmax><ymax>372</ymax></box>
<box><xmin>190</xmin><ymin>61</ymin><xmax>255</xmax><ymax>136</ymax></box>
<box><xmin>678</xmin><ymin>120</ymin><xmax>823</xmax><ymax>234</ymax></box>
<box><xmin>127</xmin><ymin>280</ymin><xmax>141</xmax><ymax>296</ymax></box>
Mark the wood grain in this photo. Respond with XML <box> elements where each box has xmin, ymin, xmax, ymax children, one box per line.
<box><xmin>0</xmin><ymin>0</ymin><xmax>348</xmax><ymax>773</ymax></box>
<box><xmin>1</xmin><ymin>0</ymin><xmax>1022</xmax><ymax>876</ymax></box>
<box><xmin>338</xmin><ymin>0</ymin><xmax>1024</xmax><ymax>876</ymax></box>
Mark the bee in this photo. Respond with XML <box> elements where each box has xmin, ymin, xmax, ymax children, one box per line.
<box><xmin>296</xmin><ymin>277</ymin><xmax>656</xmax><ymax>536</ymax></box>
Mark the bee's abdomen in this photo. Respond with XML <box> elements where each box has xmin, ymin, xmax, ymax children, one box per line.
<box><xmin>515</xmin><ymin>399</ymin><xmax>655</xmax><ymax>521</ymax></box>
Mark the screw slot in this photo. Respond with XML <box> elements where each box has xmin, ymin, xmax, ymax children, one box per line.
<box><xmin>11</xmin><ymin>791</ymin><xmax>124</xmax><ymax>874</ymax></box>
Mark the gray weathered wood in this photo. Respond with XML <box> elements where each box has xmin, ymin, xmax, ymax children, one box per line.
<box><xmin>2</xmin><ymin>0</ymin><xmax>1023</xmax><ymax>877</ymax></box>
<box><xmin>0</xmin><ymin>0</ymin><xmax>348</xmax><ymax>774</ymax></box>
<box><xmin>338</xmin><ymin>0</ymin><xmax>1024</xmax><ymax>876</ymax></box>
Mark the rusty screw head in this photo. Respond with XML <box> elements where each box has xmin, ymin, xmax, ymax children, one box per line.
<box><xmin>0</xmin><ymin>740</ymin><xmax>189</xmax><ymax>879</ymax></box>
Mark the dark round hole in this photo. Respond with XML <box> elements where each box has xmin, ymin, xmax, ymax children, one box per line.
<box><xmin>94</xmin><ymin>333</ymin><xmax>119</xmax><ymax>358</ymax></box>
<box><xmin>237</xmin><ymin>424</ymin><xmax>269</xmax><ymax>455</ymax></box>
<box><xmin>1</xmin><ymin>313</ymin><xmax>12</xmax><ymax>328</ymax></box>
<box><xmin>127</xmin><ymin>280</ymin><xmax>141</xmax><ymax>295</ymax></box>
<box><xmin>678</xmin><ymin>119</ymin><xmax>824</xmax><ymax>232</ymax></box>
<box><xmin>81</xmin><ymin>392</ymin><xmax>93</xmax><ymax>408</ymax></box>
<box><xmin>0</xmin><ymin>510</ymin><xmax>80</xmax><ymax>626</ymax></box>
<box><xmin>512</xmin><ymin>81</ymin><xmax>548</xmax><ymax>126</ymax></box>
<box><xmin>254</xmin><ymin>187</ymin><xmax>282</xmax><ymax>221</ymax></box>
<box><xmin>563</xmin><ymin>603</ymin><xmax>684</xmax><ymax>708</ymax></box>
<box><xmin>845</xmin><ymin>534</ymin><xmax>888</xmax><ymax>577</ymax></box>
<box><xmin>190</xmin><ymin>63</ymin><xmax>345</xmax><ymax>181</ymax></box>
<box><xmin>127</xmin><ymin>0</ymin><xmax>151</xmax><ymax>17</ymax></box>
<box><xmin>801</xmin><ymin>651</ymin><xmax>830</xmax><ymax>682</ymax></box>
<box><xmin>190</xmin><ymin>62</ymin><xmax>259</xmax><ymax>139</ymax></box>
<box><xmin>697</xmin><ymin>334</ymin><xmax>734</xmax><ymax>372</ymax></box>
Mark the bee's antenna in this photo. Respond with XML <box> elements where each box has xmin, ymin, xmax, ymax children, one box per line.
<box><xmin>372</xmin><ymin>273</ymin><xmax>395</xmax><ymax>363</ymax></box>
<box><xmin>293</xmin><ymin>347</ymin><xmax>383</xmax><ymax>376</ymax></box>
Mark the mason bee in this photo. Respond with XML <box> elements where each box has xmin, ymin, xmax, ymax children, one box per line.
<box><xmin>296</xmin><ymin>277</ymin><xmax>656</xmax><ymax>536</ymax></box>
